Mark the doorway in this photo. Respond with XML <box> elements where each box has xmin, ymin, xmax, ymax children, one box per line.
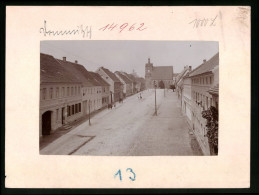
<box><xmin>62</xmin><ymin>107</ymin><xmax>65</xmax><ymax>124</ymax></box>
<box><xmin>42</xmin><ymin>111</ymin><xmax>52</xmax><ymax>135</ymax></box>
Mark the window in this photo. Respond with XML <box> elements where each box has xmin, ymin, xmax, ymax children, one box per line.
<box><xmin>50</xmin><ymin>88</ymin><xmax>53</xmax><ymax>99</ymax></box>
<box><xmin>67</xmin><ymin>87</ymin><xmax>70</xmax><ymax>96</ymax></box>
<box><xmin>62</xmin><ymin>87</ymin><xmax>65</xmax><ymax>97</ymax></box>
<box><xmin>206</xmin><ymin>97</ymin><xmax>208</xmax><ymax>109</ymax></box>
<box><xmin>71</xmin><ymin>87</ymin><xmax>74</xmax><ymax>96</ymax></box>
<box><xmin>79</xmin><ymin>103</ymin><xmax>81</xmax><ymax>112</ymax></box>
<box><xmin>67</xmin><ymin>106</ymin><xmax>70</xmax><ymax>116</ymax></box>
<box><xmin>78</xmin><ymin>86</ymin><xmax>80</xmax><ymax>94</ymax></box>
<box><xmin>206</xmin><ymin>77</ymin><xmax>208</xmax><ymax>84</ymax></box>
<box><xmin>56</xmin><ymin>109</ymin><xmax>59</xmax><ymax>121</ymax></box>
<box><xmin>72</xmin><ymin>105</ymin><xmax>75</xmax><ymax>115</ymax></box>
<box><xmin>42</xmin><ymin>88</ymin><xmax>46</xmax><ymax>100</ymax></box>
<box><xmin>56</xmin><ymin>87</ymin><xmax>59</xmax><ymax>98</ymax></box>
<box><xmin>75</xmin><ymin>104</ymin><xmax>78</xmax><ymax>113</ymax></box>
<box><xmin>210</xmin><ymin>76</ymin><xmax>212</xmax><ymax>84</ymax></box>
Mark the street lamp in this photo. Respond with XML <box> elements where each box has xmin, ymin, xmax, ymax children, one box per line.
<box><xmin>154</xmin><ymin>81</ymin><xmax>157</xmax><ymax>116</ymax></box>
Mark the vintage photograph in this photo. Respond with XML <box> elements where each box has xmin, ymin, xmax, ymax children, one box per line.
<box><xmin>39</xmin><ymin>41</ymin><xmax>219</xmax><ymax>156</ymax></box>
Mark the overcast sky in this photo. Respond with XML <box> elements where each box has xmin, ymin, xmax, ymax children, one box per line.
<box><xmin>40</xmin><ymin>41</ymin><xmax>218</xmax><ymax>77</ymax></box>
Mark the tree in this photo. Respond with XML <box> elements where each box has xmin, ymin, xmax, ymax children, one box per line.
<box><xmin>202</xmin><ymin>106</ymin><xmax>218</xmax><ymax>155</ymax></box>
<box><xmin>158</xmin><ymin>80</ymin><xmax>165</xmax><ymax>89</ymax></box>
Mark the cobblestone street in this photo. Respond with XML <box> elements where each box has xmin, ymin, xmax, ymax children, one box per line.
<box><xmin>40</xmin><ymin>89</ymin><xmax>203</xmax><ymax>156</ymax></box>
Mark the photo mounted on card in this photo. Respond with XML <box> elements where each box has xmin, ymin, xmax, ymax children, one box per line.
<box><xmin>6</xmin><ymin>6</ymin><xmax>250</xmax><ymax>188</ymax></box>
<box><xmin>39</xmin><ymin>40</ymin><xmax>218</xmax><ymax>156</ymax></box>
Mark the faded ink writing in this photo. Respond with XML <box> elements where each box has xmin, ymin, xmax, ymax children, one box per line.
<box><xmin>189</xmin><ymin>15</ymin><xmax>218</xmax><ymax>28</ymax></box>
<box><xmin>39</xmin><ymin>20</ymin><xmax>92</xmax><ymax>39</ymax></box>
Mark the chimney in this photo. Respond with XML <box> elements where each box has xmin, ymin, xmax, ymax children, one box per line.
<box><xmin>189</xmin><ymin>66</ymin><xmax>192</xmax><ymax>70</ymax></box>
<box><xmin>203</xmin><ymin>59</ymin><xmax>206</xmax><ymax>63</ymax></box>
<box><xmin>75</xmin><ymin>60</ymin><xmax>78</xmax><ymax>64</ymax></box>
<box><xmin>148</xmin><ymin>58</ymin><xmax>150</xmax><ymax>63</ymax></box>
<box><xmin>63</xmin><ymin>57</ymin><xmax>66</xmax><ymax>61</ymax></box>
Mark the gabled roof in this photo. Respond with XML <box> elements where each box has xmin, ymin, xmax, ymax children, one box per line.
<box><xmin>115</xmin><ymin>71</ymin><xmax>132</xmax><ymax>84</ymax></box>
<box><xmin>89</xmin><ymin>72</ymin><xmax>110</xmax><ymax>86</ymax></box>
<box><xmin>152</xmin><ymin>66</ymin><xmax>173</xmax><ymax>80</ymax></box>
<box><xmin>189</xmin><ymin>52</ymin><xmax>219</xmax><ymax>77</ymax></box>
<box><xmin>175</xmin><ymin>68</ymin><xmax>190</xmax><ymax>84</ymax></box>
<box><xmin>56</xmin><ymin>59</ymin><xmax>96</xmax><ymax>87</ymax></box>
<box><xmin>100</xmin><ymin>67</ymin><xmax>121</xmax><ymax>83</ymax></box>
<box><xmin>40</xmin><ymin>53</ymin><xmax>81</xmax><ymax>84</ymax></box>
<box><xmin>122</xmin><ymin>72</ymin><xmax>136</xmax><ymax>83</ymax></box>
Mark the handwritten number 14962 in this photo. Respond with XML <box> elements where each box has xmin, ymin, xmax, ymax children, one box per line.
<box><xmin>99</xmin><ymin>23</ymin><xmax>147</xmax><ymax>33</ymax></box>
<box><xmin>114</xmin><ymin>168</ymin><xmax>136</xmax><ymax>181</ymax></box>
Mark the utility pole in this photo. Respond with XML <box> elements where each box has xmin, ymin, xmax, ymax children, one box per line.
<box><xmin>88</xmin><ymin>100</ymin><xmax>91</xmax><ymax>126</ymax></box>
<box><xmin>154</xmin><ymin>81</ymin><xmax>157</xmax><ymax>116</ymax></box>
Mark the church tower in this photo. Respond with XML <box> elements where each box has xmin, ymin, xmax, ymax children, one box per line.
<box><xmin>145</xmin><ymin>58</ymin><xmax>153</xmax><ymax>89</ymax></box>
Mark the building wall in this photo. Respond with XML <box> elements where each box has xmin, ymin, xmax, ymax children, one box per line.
<box><xmin>114</xmin><ymin>82</ymin><xmax>122</xmax><ymax>102</ymax></box>
<box><xmin>40</xmin><ymin>83</ymin><xmax>82</xmax><ymax>137</ymax></box>
<box><xmin>96</xmin><ymin>69</ymin><xmax>115</xmax><ymax>103</ymax></box>
<box><xmin>190</xmin><ymin>73</ymin><xmax>214</xmax><ymax>155</ymax></box>
<box><xmin>182</xmin><ymin>77</ymin><xmax>192</xmax><ymax>126</ymax></box>
<box><xmin>102</xmin><ymin>86</ymin><xmax>110</xmax><ymax>107</ymax></box>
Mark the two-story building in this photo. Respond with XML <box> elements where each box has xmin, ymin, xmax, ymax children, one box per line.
<box><xmin>40</xmin><ymin>54</ymin><xmax>83</xmax><ymax>137</ymax></box>
<box><xmin>188</xmin><ymin>52</ymin><xmax>219</xmax><ymax>155</ymax></box>
<box><xmin>115</xmin><ymin>71</ymin><xmax>132</xmax><ymax>97</ymax></box>
<box><xmin>57</xmin><ymin>58</ymin><xmax>103</xmax><ymax>114</ymax></box>
<box><xmin>89</xmin><ymin>72</ymin><xmax>110</xmax><ymax>108</ymax></box>
<box><xmin>96</xmin><ymin>67</ymin><xmax>123</xmax><ymax>103</ymax></box>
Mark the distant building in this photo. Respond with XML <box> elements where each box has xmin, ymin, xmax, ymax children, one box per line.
<box><xmin>135</xmin><ymin>77</ymin><xmax>146</xmax><ymax>92</ymax></box>
<box><xmin>145</xmin><ymin>58</ymin><xmax>174</xmax><ymax>89</ymax></box>
<box><xmin>89</xmin><ymin>72</ymin><xmax>110</xmax><ymax>108</ymax></box>
<box><xmin>40</xmin><ymin>54</ymin><xmax>83</xmax><ymax>137</ymax></box>
<box><xmin>188</xmin><ymin>52</ymin><xmax>219</xmax><ymax>155</ymax></box>
<box><xmin>115</xmin><ymin>71</ymin><xmax>133</xmax><ymax>97</ymax></box>
<box><xmin>175</xmin><ymin>65</ymin><xmax>192</xmax><ymax>102</ymax></box>
<box><xmin>96</xmin><ymin>67</ymin><xmax>123</xmax><ymax>103</ymax></box>
<box><xmin>121</xmin><ymin>72</ymin><xmax>136</xmax><ymax>94</ymax></box>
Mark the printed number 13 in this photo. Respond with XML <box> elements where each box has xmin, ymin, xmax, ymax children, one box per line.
<box><xmin>114</xmin><ymin>168</ymin><xmax>136</xmax><ymax>181</ymax></box>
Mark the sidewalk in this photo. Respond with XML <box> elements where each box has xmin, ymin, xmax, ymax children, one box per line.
<box><xmin>39</xmin><ymin>92</ymin><xmax>140</xmax><ymax>150</ymax></box>
<box><xmin>40</xmin><ymin>105</ymin><xmax>108</xmax><ymax>150</ymax></box>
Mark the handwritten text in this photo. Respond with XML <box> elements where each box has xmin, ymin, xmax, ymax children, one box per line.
<box><xmin>99</xmin><ymin>23</ymin><xmax>147</xmax><ymax>33</ymax></box>
<box><xmin>189</xmin><ymin>15</ymin><xmax>218</xmax><ymax>28</ymax></box>
<box><xmin>39</xmin><ymin>20</ymin><xmax>92</xmax><ymax>39</ymax></box>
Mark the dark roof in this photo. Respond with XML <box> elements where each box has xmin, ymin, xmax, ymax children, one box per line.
<box><xmin>122</xmin><ymin>72</ymin><xmax>136</xmax><ymax>82</ymax></box>
<box><xmin>40</xmin><ymin>53</ymin><xmax>81</xmax><ymax>84</ymax></box>
<box><xmin>101</xmin><ymin>67</ymin><xmax>121</xmax><ymax>83</ymax></box>
<box><xmin>189</xmin><ymin>52</ymin><xmax>219</xmax><ymax>77</ymax></box>
<box><xmin>89</xmin><ymin>72</ymin><xmax>110</xmax><ymax>86</ymax></box>
<box><xmin>56</xmin><ymin>59</ymin><xmax>96</xmax><ymax>87</ymax></box>
<box><xmin>152</xmin><ymin>66</ymin><xmax>173</xmax><ymax>80</ymax></box>
<box><xmin>115</xmin><ymin>71</ymin><xmax>132</xmax><ymax>84</ymax></box>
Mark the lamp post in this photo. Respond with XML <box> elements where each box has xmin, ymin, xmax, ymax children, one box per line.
<box><xmin>154</xmin><ymin>81</ymin><xmax>157</xmax><ymax>116</ymax></box>
<box><xmin>88</xmin><ymin>100</ymin><xmax>91</xmax><ymax>126</ymax></box>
